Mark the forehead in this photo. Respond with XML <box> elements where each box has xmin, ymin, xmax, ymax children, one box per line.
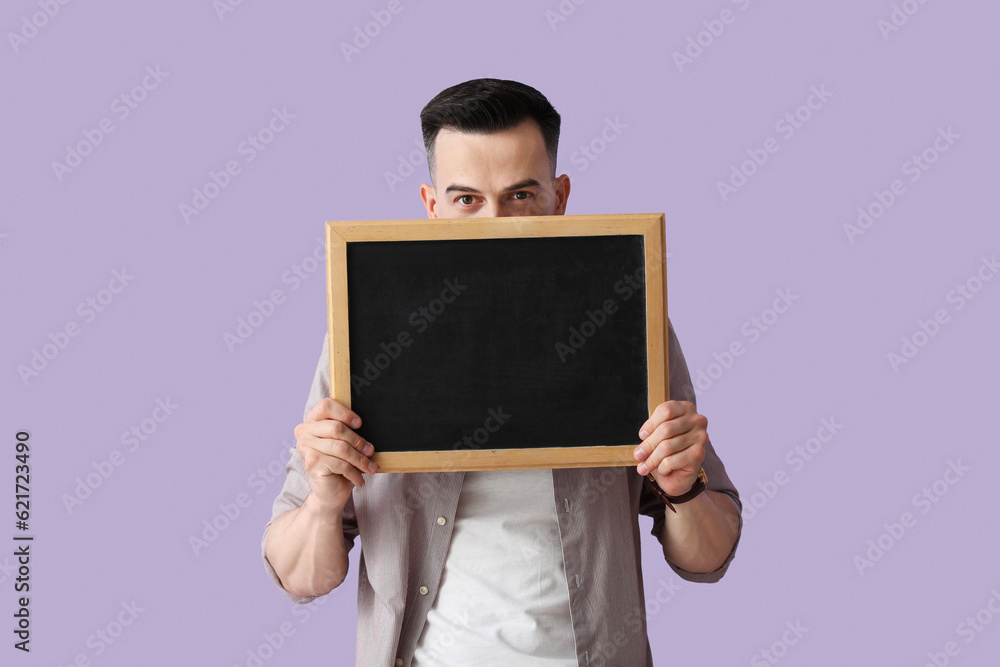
<box><xmin>432</xmin><ymin>119</ymin><xmax>549</xmax><ymax>183</ymax></box>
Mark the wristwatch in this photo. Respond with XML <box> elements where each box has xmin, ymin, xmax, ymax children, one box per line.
<box><xmin>646</xmin><ymin>469</ymin><xmax>707</xmax><ymax>514</ymax></box>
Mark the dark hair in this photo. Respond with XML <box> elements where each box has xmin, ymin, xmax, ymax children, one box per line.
<box><xmin>420</xmin><ymin>78</ymin><xmax>561</xmax><ymax>182</ymax></box>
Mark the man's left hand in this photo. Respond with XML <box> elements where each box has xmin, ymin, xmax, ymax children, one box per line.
<box><xmin>633</xmin><ymin>401</ymin><xmax>708</xmax><ymax>497</ymax></box>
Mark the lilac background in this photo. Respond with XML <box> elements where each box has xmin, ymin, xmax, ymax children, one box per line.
<box><xmin>3</xmin><ymin>1</ymin><xmax>999</xmax><ymax>665</ymax></box>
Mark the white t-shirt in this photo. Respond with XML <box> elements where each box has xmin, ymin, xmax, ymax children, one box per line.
<box><xmin>411</xmin><ymin>469</ymin><xmax>578</xmax><ymax>666</ymax></box>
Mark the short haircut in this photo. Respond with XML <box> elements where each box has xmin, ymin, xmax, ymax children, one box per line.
<box><xmin>420</xmin><ymin>78</ymin><xmax>561</xmax><ymax>182</ymax></box>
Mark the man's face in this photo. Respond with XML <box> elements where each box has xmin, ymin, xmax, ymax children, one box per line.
<box><xmin>420</xmin><ymin>119</ymin><xmax>570</xmax><ymax>219</ymax></box>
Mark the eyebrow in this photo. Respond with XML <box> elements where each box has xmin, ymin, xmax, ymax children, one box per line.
<box><xmin>444</xmin><ymin>178</ymin><xmax>542</xmax><ymax>194</ymax></box>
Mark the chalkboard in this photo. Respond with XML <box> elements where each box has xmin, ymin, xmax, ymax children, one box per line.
<box><xmin>326</xmin><ymin>214</ymin><xmax>668</xmax><ymax>472</ymax></box>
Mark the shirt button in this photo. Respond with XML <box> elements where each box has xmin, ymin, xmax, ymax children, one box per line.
<box><xmin>419</xmin><ymin>585</ymin><xmax>429</xmax><ymax>595</ymax></box>
<box><xmin>436</xmin><ymin>516</ymin><xmax>447</xmax><ymax>525</ymax></box>
<box><xmin>395</xmin><ymin>659</ymin><xmax>404</xmax><ymax>667</ymax></box>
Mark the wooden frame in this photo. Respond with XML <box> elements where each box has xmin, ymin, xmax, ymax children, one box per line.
<box><xmin>326</xmin><ymin>213</ymin><xmax>668</xmax><ymax>473</ymax></box>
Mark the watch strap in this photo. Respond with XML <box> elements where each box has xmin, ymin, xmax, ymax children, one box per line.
<box><xmin>646</xmin><ymin>469</ymin><xmax>708</xmax><ymax>513</ymax></box>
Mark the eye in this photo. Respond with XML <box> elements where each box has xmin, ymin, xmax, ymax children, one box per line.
<box><xmin>511</xmin><ymin>191</ymin><xmax>532</xmax><ymax>200</ymax></box>
<box><xmin>457</xmin><ymin>195</ymin><xmax>476</xmax><ymax>206</ymax></box>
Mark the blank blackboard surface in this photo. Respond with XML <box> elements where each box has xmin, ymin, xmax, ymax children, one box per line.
<box><xmin>348</xmin><ymin>234</ymin><xmax>647</xmax><ymax>452</ymax></box>
<box><xmin>326</xmin><ymin>214</ymin><xmax>668</xmax><ymax>472</ymax></box>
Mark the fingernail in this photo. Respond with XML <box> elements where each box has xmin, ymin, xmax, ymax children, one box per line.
<box><xmin>368</xmin><ymin>461</ymin><xmax>378</xmax><ymax>474</ymax></box>
<box><xmin>352</xmin><ymin>417</ymin><xmax>362</xmax><ymax>428</ymax></box>
<box><xmin>364</xmin><ymin>444</ymin><xmax>374</xmax><ymax>456</ymax></box>
<box><xmin>639</xmin><ymin>429</ymin><xmax>649</xmax><ymax>439</ymax></box>
<box><xmin>637</xmin><ymin>463</ymin><xmax>648</xmax><ymax>476</ymax></box>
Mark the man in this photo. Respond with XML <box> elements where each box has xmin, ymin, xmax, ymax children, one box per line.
<box><xmin>263</xmin><ymin>78</ymin><xmax>742</xmax><ymax>666</ymax></box>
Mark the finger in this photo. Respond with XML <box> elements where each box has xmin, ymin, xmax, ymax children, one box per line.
<box><xmin>297</xmin><ymin>418</ymin><xmax>373</xmax><ymax>456</ymax></box>
<box><xmin>653</xmin><ymin>443</ymin><xmax>705</xmax><ymax>479</ymax></box>
<box><xmin>303</xmin><ymin>447</ymin><xmax>368</xmax><ymax>488</ymax></box>
<box><xmin>637</xmin><ymin>428</ymin><xmax>707</xmax><ymax>476</ymax></box>
<box><xmin>307</xmin><ymin>398</ymin><xmax>362</xmax><ymax>428</ymax></box>
<box><xmin>645</xmin><ymin>451</ymin><xmax>703</xmax><ymax>496</ymax></box>
<box><xmin>302</xmin><ymin>435</ymin><xmax>378</xmax><ymax>475</ymax></box>
<box><xmin>328</xmin><ymin>455</ymin><xmax>371</xmax><ymax>488</ymax></box>
<box><xmin>634</xmin><ymin>412</ymin><xmax>699</xmax><ymax>461</ymax></box>
<box><xmin>322</xmin><ymin>419</ymin><xmax>371</xmax><ymax>453</ymax></box>
<box><xmin>638</xmin><ymin>400</ymin><xmax>692</xmax><ymax>439</ymax></box>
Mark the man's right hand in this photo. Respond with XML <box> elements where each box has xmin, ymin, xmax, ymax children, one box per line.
<box><xmin>293</xmin><ymin>398</ymin><xmax>379</xmax><ymax>510</ymax></box>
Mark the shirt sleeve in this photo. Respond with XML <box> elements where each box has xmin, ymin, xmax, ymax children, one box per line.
<box><xmin>639</xmin><ymin>318</ymin><xmax>743</xmax><ymax>583</ymax></box>
<box><xmin>260</xmin><ymin>332</ymin><xmax>361</xmax><ymax>603</ymax></box>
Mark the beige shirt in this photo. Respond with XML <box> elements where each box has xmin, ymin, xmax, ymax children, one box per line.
<box><xmin>262</xmin><ymin>321</ymin><xmax>742</xmax><ymax>666</ymax></box>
